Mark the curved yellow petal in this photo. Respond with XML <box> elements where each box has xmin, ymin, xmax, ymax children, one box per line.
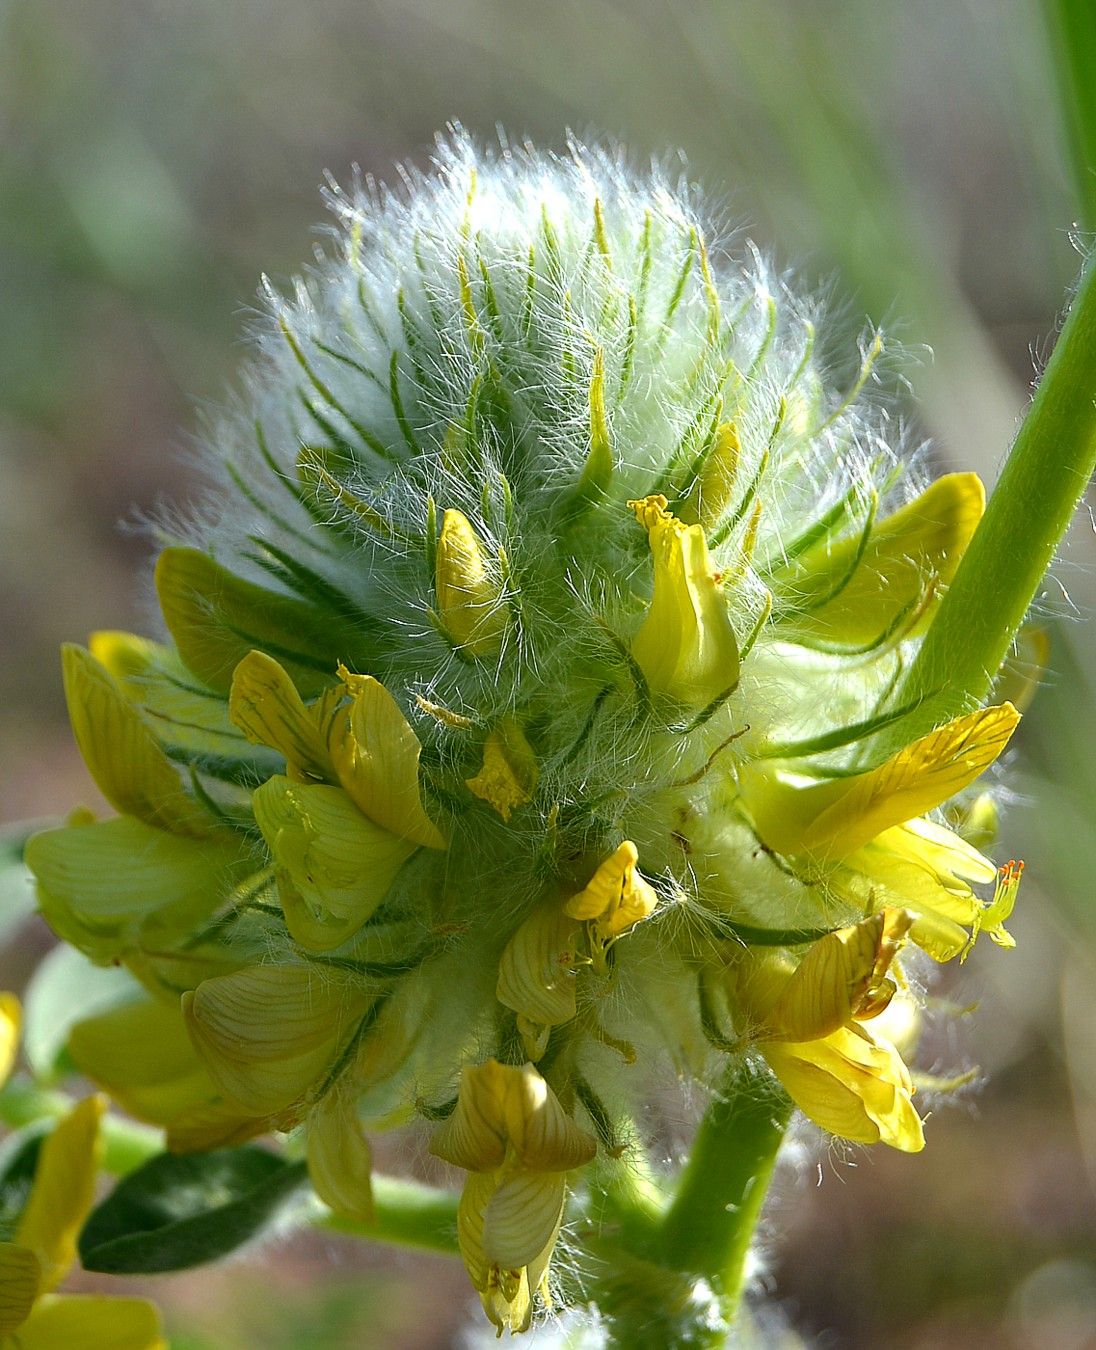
<box><xmin>61</xmin><ymin>645</ymin><xmax>210</xmax><ymax>838</ymax></box>
<box><xmin>483</xmin><ymin>1170</ymin><xmax>566</xmax><ymax>1272</ymax></box>
<box><xmin>90</xmin><ymin>631</ymin><xmax>262</xmax><ymax>762</ymax></box>
<box><xmin>253</xmin><ymin>778</ymin><xmax>414</xmax><ymax>926</ymax></box>
<box><xmin>14</xmin><ymin>1293</ymin><xmax>166</xmax><ymax>1350</ymax></box>
<box><xmin>0</xmin><ymin>1242</ymin><xmax>40</xmax><ymax>1337</ymax></box>
<box><xmin>766</xmin><ymin>911</ymin><xmax>909</xmax><ymax>1042</ymax></box>
<box><xmin>780</xmin><ymin>472</ymin><xmax>985</xmax><ymax>643</ymax></box>
<box><xmin>563</xmin><ymin>841</ymin><xmax>657</xmax><ymax>938</ymax></box>
<box><xmin>0</xmin><ymin>992</ymin><xmax>21</xmax><ymax>1088</ymax></box>
<box><xmin>431</xmin><ymin>1061</ymin><xmax>595</xmax><ymax>1175</ymax></box>
<box><xmin>164</xmin><ymin>1102</ymin><xmax>271</xmax><ymax>1154</ymax></box>
<box><xmin>457</xmin><ymin>1172</ymin><xmax>533</xmax><ymax>1335</ymax></box>
<box><xmin>306</xmin><ymin>1088</ymin><xmax>374</xmax><ymax>1223</ymax></box>
<box><xmin>435</xmin><ymin>508</ymin><xmax>509</xmax><ymax>658</ymax></box>
<box><xmin>330</xmin><ymin>670</ymin><xmax>446</xmax><ymax>849</ymax></box>
<box><xmin>16</xmin><ymin>1096</ymin><xmax>105</xmax><ymax>1291</ymax></box>
<box><xmin>744</xmin><ymin>704</ymin><xmax>1020</xmax><ymax>858</ymax></box>
<box><xmin>465</xmin><ymin>719</ymin><xmax>538</xmax><ymax>823</ymax></box>
<box><xmin>630</xmin><ymin>495</ymin><xmax>740</xmax><ymax>707</ymax></box>
<box><xmin>182</xmin><ymin>966</ymin><xmax>371</xmax><ymax>1116</ymax></box>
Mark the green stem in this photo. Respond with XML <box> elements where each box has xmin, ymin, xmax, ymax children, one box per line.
<box><xmin>0</xmin><ymin>1077</ymin><xmax>460</xmax><ymax>1258</ymax></box>
<box><xmin>326</xmin><ymin>1176</ymin><xmax>460</xmax><ymax>1256</ymax></box>
<box><xmin>655</xmin><ymin>1062</ymin><xmax>791</xmax><ymax>1316</ymax></box>
<box><xmin>886</xmin><ymin>257</ymin><xmax>1096</xmax><ymax>744</ymax></box>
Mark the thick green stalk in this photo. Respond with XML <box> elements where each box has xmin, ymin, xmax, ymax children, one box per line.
<box><xmin>885</xmin><ymin>257</ymin><xmax>1096</xmax><ymax>744</ymax></box>
<box><xmin>656</xmin><ymin>1063</ymin><xmax>791</xmax><ymax>1316</ymax></box>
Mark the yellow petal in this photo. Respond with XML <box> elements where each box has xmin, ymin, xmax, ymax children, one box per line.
<box><xmin>182</xmin><ymin>966</ymin><xmax>371</xmax><ymax>1115</ymax></box>
<box><xmin>435</xmin><ymin>508</ymin><xmax>509</xmax><ymax>658</ymax></box>
<box><xmin>90</xmin><ymin>631</ymin><xmax>262</xmax><ymax>762</ymax></box>
<box><xmin>228</xmin><ymin>650</ymin><xmax>332</xmax><ymax>780</ymax></box>
<box><xmin>431</xmin><ymin>1060</ymin><xmax>596</xmax><ymax>1174</ymax></box>
<box><xmin>563</xmin><ymin>841</ymin><xmax>658</xmax><ymax>938</ymax></box>
<box><xmin>306</xmin><ymin>1088</ymin><xmax>374</xmax><ymax>1223</ymax></box>
<box><xmin>0</xmin><ymin>1242</ymin><xmax>40</xmax><ymax>1337</ymax></box>
<box><xmin>483</xmin><ymin>1170</ymin><xmax>566</xmax><ymax>1273</ymax></box>
<box><xmin>61</xmin><ymin>645</ymin><xmax>209</xmax><ymax>837</ymax></box>
<box><xmin>330</xmin><ymin>670</ymin><xmax>446</xmax><ymax>848</ymax></box>
<box><xmin>766</xmin><ymin>911</ymin><xmax>910</xmax><ymax>1042</ymax></box>
<box><xmin>878</xmin><ymin>817</ymin><xmax>997</xmax><ymax>885</ymax></box>
<box><xmin>457</xmin><ymin>1172</ymin><xmax>533</xmax><ymax>1335</ymax></box>
<box><xmin>0</xmin><ymin>992</ymin><xmax>21</xmax><ymax>1088</ymax></box>
<box><xmin>744</xmin><ymin>704</ymin><xmax>1020</xmax><ymax>858</ymax></box>
<box><xmin>497</xmin><ymin>903</ymin><xmax>579</xmax><ymax>1031</ymax></box>
<box><xmin>781</xmin><ymin>472</ymin><xmax>985</xmax><ymax>643</ymax></box>
<box><xmin>68</xmin><ymin>996</ymin><xmax>219</xmax><ymax>1127</ymax></box>
<box><xmin>630</xmin><ymin>495</ymin><xmax>740</xmax><ymax>707</ymax></box>
<box><xmin>766</xmin><ymin>1024</ymin><xmax>924</xmax><ymax>1152</ymax></box>
<box><xmin>275</xmin><ymin>872</ymin><xmax>377</xmax><ymax>954</ymax></box>
<box><xmin>16</xmin><ymin>1096</ymin><xmax>105</xmax><ymax>1291</ymax></box>
<box><xmin>466</xmin><ymin>719</ymin><xmax>539</xmax><ymax>822</ymax></box>
<box><xmin>13</xmin><ymin>1293</ymin><xmax>166</xmax><ymax>1350</ymax></box>
<box><xmin>27</xmin><ymin>818</ymin><xmax>248</xmax><ymax>962</ymax></box>
<box><xmin>851</xmin><ymin>818</ymin><xmax>991</xmax><ymax>926</ymax></box>
<box><xmin>908</xmin><ymin>911</ymin><xmax>971</xmax><ymax>963</ymax></box>
<box><xmin>252</xmin><ymin>778</ymin><xmax>414</xmax><ymax>926</ymax></box>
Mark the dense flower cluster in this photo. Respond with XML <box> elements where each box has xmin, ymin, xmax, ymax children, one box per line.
<box><xmin>26</xmin><ymin>135</ymin><xmax>1022</xmax><ymax>1334</ymax></box>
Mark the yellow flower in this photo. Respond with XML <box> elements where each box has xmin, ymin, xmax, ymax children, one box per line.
<box><xmin>229</xmin><ymin>652</ymin><xmax>445</xmax><ymax>950</ymax></box>
<box><xmin>628</xmin><ymin>495</ymin><xmax>740</xmax><ymax>707</ymax></box>
<box><xmin>730</xmin><ymin>912</ymin><xmax>924</xmax><ymax>1152</ymax></box>
<box><xmin>741</xmin><ymin>704</ymin><xmax>1020</xmax><ymax>861</ymax></box>
<box><xmin>431</xmin><ymin>1060</ymin><xmax>596</xmax><ymax>1335</ymax></box>
<box><xmin>846</xmin><ymin>816</ymin><xmax>1021</xmax><ymax>962</ymax></box>
<box><xmin>0</xmin><ymin>1001</ymin><xmax>164</xmax><ymax>1349</ymax></box>
<box><xmin>563</xmin><ymin>841</ymin><xmax>658</xmax><ymax>974</ymax></box>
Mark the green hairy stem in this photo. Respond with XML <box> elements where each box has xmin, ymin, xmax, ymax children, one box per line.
<box><xmin>889</xmin><ymin>257</ymin><xmax>1096</xmax><ymax>742</ymax></box>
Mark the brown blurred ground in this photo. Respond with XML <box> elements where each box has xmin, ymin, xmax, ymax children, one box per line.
<box><xmin>2</xmin><ymin>2</ymin><xmax>1095</xmax><ymax>1346</ymax></box>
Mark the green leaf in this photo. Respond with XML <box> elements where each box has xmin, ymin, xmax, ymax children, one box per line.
<box><xmin>79</xmin><ymin>1146</ymin><xmax>308</xmax><ymax>1273</ymax></box>
<box><xmin>22</xmin><ymin>945</ymin><xmax>140</xmax><ymax>1083</ymax></box>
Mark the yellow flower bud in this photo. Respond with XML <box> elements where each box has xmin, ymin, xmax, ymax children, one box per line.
<box><xmin>628</xmin><ymin>495</ymin><xmax>740</xmax><ymax>707</ymax></box>
<box><xmin>435</xmin><ymin>508</ymin><xmax>509</xmax><ymax>658</ymax></box>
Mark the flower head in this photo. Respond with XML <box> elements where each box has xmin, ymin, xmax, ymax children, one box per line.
<box><xmin>28</xmin><ymin>132</ymin><xmax>1026</xmax><ymax>1332</ymax></box>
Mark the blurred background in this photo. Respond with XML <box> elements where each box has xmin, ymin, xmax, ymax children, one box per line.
<box><xmin>2</xmin><ymin>0</ymin><xmax>1095</xmax><ymax>1345</ymax></box>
